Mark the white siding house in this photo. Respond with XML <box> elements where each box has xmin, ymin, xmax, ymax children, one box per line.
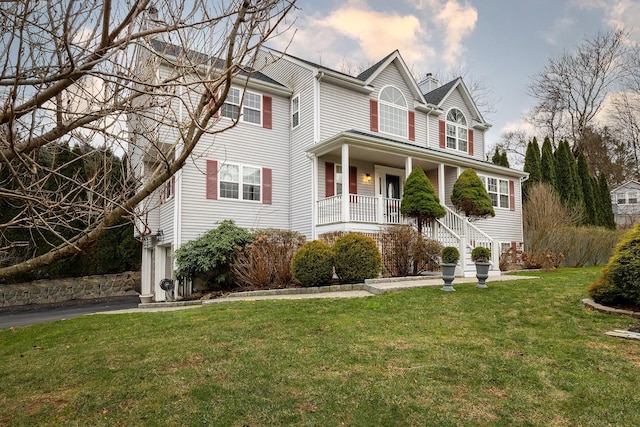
<box><xmin>130</xmin><ymin>43</ymin><xmax>528</xmax><ymax>301</ymax></box>
<box><xmin>611</xmin><ymin>180</ymin><xmax>640</xmax><ymax>228</ymax></box>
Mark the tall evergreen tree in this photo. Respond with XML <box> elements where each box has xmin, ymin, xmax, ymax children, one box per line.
<box><xmin>598</xmin><ymin>174</ymin><xmax>616</xmax><ymax>229</ymax></box>
<box><xmin>400</xmin><ymin>167</ymin><xmax>446</xmax><ymax>233</ymax></box>
<box><xmin>578</xmin><ymin>152</ymin><xmax>597</xmax><ymax>225</ymax></box>
<box><xmin>523</xmin><ymin>139</ymin><xmax>542</xmax><ymax>200</ymax></box>
<box><xmin>540</xmin><ymin>137</ymin><xmax>556</xmax><ymax>187</ymax></box>
<box><xmin>491</xmin><ymin>146</ymin><xmax>502</xmax><ymax>165</ymax></box>
<box><xmin>500</xmin><ymin>151</ymin><xmax>510</xmax><ymax>167</ymax></box>
<box><xmin>555</xmin><ymin>140</ymin><xmax>582</xmax><ymax>208</ymax></box>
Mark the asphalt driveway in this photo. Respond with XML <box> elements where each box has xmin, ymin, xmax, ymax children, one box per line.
<box><xmin>0</xmin><ymin>296</ymin><xmax>140</xmax><ymax>329</ymax></box>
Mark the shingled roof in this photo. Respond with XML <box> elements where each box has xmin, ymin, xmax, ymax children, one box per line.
<box><xmin>149</xmin><ymin>39</ymin><xmax>285</xmax><ymax>87</ymax></box>
<box><xmin>423</xmin><ymin>78</ymin><xmax>459</xmax><ymax>105</ymax></box>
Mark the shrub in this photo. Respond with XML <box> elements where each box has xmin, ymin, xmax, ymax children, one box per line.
<box><xmin>175</xmin><ymin>220</ymin><xmax>253</xmax><ymax>288</ymax></box>
<box><xmin>471</xmin><ymin>246</ymin><xmax>491</xmax><ymax>263</ymax></box>
<box><xmin>333</xmin><ymin>233</ymin><xmax>382</xmax><ymax>284</ymax></box>
<box><xmin>441</xmin><ymin>246</ymin><xmax>460</xmax><ymax>264</ymax></box>
<box><xmin>400</xmin><ymin>167</ymin><xmax>445</xmax><ymax>233</ymax></box>
<box><xmin>292</xmin><ymin>240</ymin><xmax>334</xmax><ymax>287</ymax></box>
<box><xmin>381</xmin><ymin>225</ymin><xmax>442</xmax><ymax>276</ymax></box>
<box><xmin>589</xmin><ymin>222</ymin><xmax>640</xmax><ymax>306</ymax></box>
<box><xmin>232</xmin><ymin>229</ymin><xmax>306</xmax><ymax>289</ymax></box>
<box><xmin>450</xmin><ymin>168</ymin><xmax>495</xmax><ymax>220</ymax></box>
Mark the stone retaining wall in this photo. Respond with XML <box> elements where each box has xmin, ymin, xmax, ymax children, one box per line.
<box><xmin>1</xmin><ymin>271</ymin><xmax>140</xmax><ymax>308</ymax></box>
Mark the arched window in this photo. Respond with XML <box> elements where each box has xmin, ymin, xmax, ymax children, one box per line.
<box><xmin>446</xmin><ymin>108</ymin><xmax>468</xmax><ymax>152</ymax></box>
<box><xmin>379</xmin><ymin>86</ymin><xmax>408</xmax><ymax>138</ymax></box>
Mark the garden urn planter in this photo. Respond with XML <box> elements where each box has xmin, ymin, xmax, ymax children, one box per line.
<box><xmin>440</xmin><ymin>263</ymin><xmax>457</xmax><ymax>291</ymax></box>
<box><xmin>139</xmin><ymin>294</ymin><xmax>154</xmax><ymax>304</ymax></box>
<box><xmin>475</xmin><ymin>262</ymin><xmax>491</xmax><ymax>288</ymax></box>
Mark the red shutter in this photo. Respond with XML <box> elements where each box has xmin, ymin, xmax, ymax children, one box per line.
<box><xmin>325</xmin><ymin>162</ymin><xmax>335</xmax><ymax>197</ymax></box>
<box><xmin>171</xmin><ymin>175</ymin><xmax>175</xmax><ymax>198</ymax></box>
<box><xmin>468</xmin><ymin>129</ymin><xmax>474</xmax><ymax>155</ymax></box>
<box><xmin>509</xmin><ymin>180</ymin><xmax>515</xmax><ymax>211</ymax></box>
<box><xmin>263</xmin><ymin>95</ymin><xmax>272</xmax><ymax>129</ymax></box>
<box><xmin>408</xmin><ymin>111</ymin><xmax>415</xmax><ymax>141</ymax></box>
<box><xmin>206</xmin><ymin>160</ymin><xmax>218</xmax><ymax>200</ymax></box>
<box><xmin>439</xmin><ymin>120</ymin><xmax>445</xmax><ymax>148</ymax></box>
<box><xmin>262</xmin><ymin>167</ymin><xmax>272</xmax><ymax>204</ymax></box>
<box><xmin>349</xmin><ymin>166</ymin><xmax>357</xmax><ymax>195</ymax></box>
<box><xmin>511</xmin><ymin>241</ymin><xmax>517</xmax><ymax>250</ymax></box>
<box><xmin>370</xmin><ymin>99</ymin><xmax>378</xmax><ymax>132</ymax></box>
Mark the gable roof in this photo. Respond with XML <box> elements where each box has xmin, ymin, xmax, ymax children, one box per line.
<box><xmin>423</xmin><ymin>77</ymin><xmax>488</xmax><ymax>127</ymax></box>
<box><xmin>356</xmin><ymin>51</ymin><xmax>397</xmax><ymax>81</ymax></box>
<box><xmin>611</xmin><ymin>179</ymin><xmax>640</xmax><ymax>193</ymax></box>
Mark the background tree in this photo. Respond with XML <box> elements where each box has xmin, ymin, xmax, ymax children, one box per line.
<box><xmin>522</xmin><ymin>138</ymin><xmax>541</xmax><ymax>200</ymax></box>
<box><xmin>598</xmin><ymin>174</ymin><xmax>616</xmax><ymax>229</ymax></box>
<box><xmin>577</xmin><ymin>152</ymin><xmax>597</xmax><ymax>226</ymax></box>
<box><xmin>527</xmin><ymin>30</ymin><xmax>629</xmax><ymax>153</ymax></box>
<box><xmin>554</xmin><ymin>140</ymin><xmax>582</xmax><ymax>209</ymax></box>
<box><xmin>540</xmin><ymin>137</ymin><xmax>557</xmax><ymax>187</ymax></box>
<box><xmin>400</xmin><ymin>167</ymin><xmax>446</xmax><ymax>233</ymax></box>
<box><xmin>491</xmin><ymin>146</ymin><xmax>502</xmax><ymax>165</ymax></box>
<box><xmin>450</xmin><ymin>168</ymin><xmax>495</xmax><ymax>220</ymax></box>
<box><xmin>500</xmin><ymin>150</ymin><xmax>510</xmax><ymax>168</ymax></box>
<box><xmin>0</xmin><ymin>0</ymin><xmax>296</xmax><ymax>279</ymax></box>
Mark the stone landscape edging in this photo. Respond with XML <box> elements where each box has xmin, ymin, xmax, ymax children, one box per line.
<box><xmin>581</xmin><ymin>298</ymin><xmax>640</xmax><ymax>318</ymax></box>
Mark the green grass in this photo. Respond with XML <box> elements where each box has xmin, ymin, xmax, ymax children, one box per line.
<box><xmin>2</xmin><ymin>267</ymin><xmax>640</xmax><ymax>426</ymax></box>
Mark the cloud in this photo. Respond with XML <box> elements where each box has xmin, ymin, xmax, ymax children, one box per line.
<box><xmin>274</xmin><ymin>0</ymin><xmax>433</xmax><ymax>72</ymax></box>
<box><xmin>433</xmin><ymin>1</ymin><xmax>478</xmax><ymax>68</ymax></box>
<box><xmin>571</xmin><ymin>0</ymin><xmax>640</xmax><ymax>42</ymax></box>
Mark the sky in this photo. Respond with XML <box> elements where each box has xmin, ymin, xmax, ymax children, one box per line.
<box><xmin>269</xmin><ymin>0</ymin><xmax>640</xmax><ymax>155</ymax></box>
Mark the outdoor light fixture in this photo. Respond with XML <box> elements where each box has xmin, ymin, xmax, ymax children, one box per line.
<box><xmin>365</xmin><ymin>173</ymin><xmax>371</xmax><ymax>183</ymax></box>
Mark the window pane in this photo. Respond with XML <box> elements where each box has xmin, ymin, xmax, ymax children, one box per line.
<box><xmin>500</xmin><ymin>194</ymin><xmax>509</xmax><ymax>208</ymax></box>
<box><xmin>499</xmin><ymin>180</ymin><xmax>509</xmax><ymax>194</ymax></box>
<box><xmin>220</xmin><ymin>164</ymin><xmax>239</xmax><ymax>181</ymax></box>
<box><xmin>220</xmin><ymin>182</ymin><xmax>239</xmax><ymax>199</ymax></box>
<box><xmin>243</xmin><ymin>107</ymin><xmax>261</xmax><ymax>124</ymax></box>
<box><xmin>243</xmin><ymin>92</ymin><xmax>261</xmax><ymax>109</ymax></box>
<box><xmin>221</xmin><ymin>104</ymin><xmax>239</xmax><ymax>119</ymax></box>
<box><xmin>243</xmin><ymin>166</ymin><xmax>261</xmax><ymax>185</ymax></box>
<box><xmin>490</xmin><ymin>193</ymin><xmax>498</xmax><ymax>207</ymax></box>
<box><xmin>243</xmin><ymin>184</ymin><xmax>260</xmax><ymax>201</ymax></box>
<box><xmin>488</xmin><ymin>178</ymin><xmax>497</xmax><ymax>193</ymax></box>
<box><xmin>292</xmin><ymin>111</ymin><xmax>299</xmax><ymax>128</ymax></box>
<box><xmin>227</xmin><ymin>88</ymin><xmax>240</xmax><ymax>105</ymax></box>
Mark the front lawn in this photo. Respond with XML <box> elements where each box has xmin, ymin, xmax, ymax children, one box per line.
<box><xmin>2</xmin><ymin>267</ymin><xmax>639</xmax><ymax>426</ymax></box>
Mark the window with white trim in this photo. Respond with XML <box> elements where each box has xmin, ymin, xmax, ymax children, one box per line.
<box><xmin>335</xmin><ymin>164</ymin><xmax>343</xmax><ymax>195</ymax></box>
<box><xmin>481</xmin><ymin>176</ymin><xmax>510</xmax><ymax>209</ymax></box>
<box><xmin>219</xmin><ymin>163</ymin><xmax>261</xmax><ymax>201</ymax></box>
<box><xmin>446</xmin><ymin>108</ymin><xmax>468</xmax><ymax>152</ymax></box>
<box><xmin>629</xmin><ymin>191</ymin><xmax>638</xmax><ymax>204</ymax></box>
<box><xmin>379</xmin><ymin>86</ymin><xmax>408</xmax><ymax>138</ymax></box>
<box><xmin>291</xmin><ymin>94</ymin><xmax>300</xmax><ymax>129</ymax></box>
<box><xmin>221</xmin><ymin>87</ymin><xmax>262</xmax><ymax>125</ymax></box>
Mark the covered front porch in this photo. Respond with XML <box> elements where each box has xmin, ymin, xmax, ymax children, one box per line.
<box><xmin>308</xmin><ymin>131</ymin><xmax>504</xmax><ymax>276</ymax></box>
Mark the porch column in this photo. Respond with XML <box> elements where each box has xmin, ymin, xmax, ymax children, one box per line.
<box><xmin>405</xmin><ymin>157</ymin><xmax>412</xmax><ymax>179</ymax></box>
<box><xmin>311</xmin><ymin>154</ymin><xmax>318</xmax><ymax>239</ymax></box>
<box><xmin>341</xmin><ymin>144</ymin><xmax>349</xmax><ymax>223</ymax></box>
<box><xmin>141</xmin><ymin>246</ymin><xmax>153</xmax><ymax>296</ymax></box>
<box><xmin>154</xmin><ymin>245</ymin><xmax>165</xmax><ymax>301</ymax></box>
<box><xmin>438</xmin><ymin>163</ymin><xmax>445</xmax><ymax>204</ymax></box>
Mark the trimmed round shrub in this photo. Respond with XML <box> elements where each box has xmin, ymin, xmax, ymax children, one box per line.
<box><xmin>588</xmin><ymin>222</ymin><xmax>640</xmax><ymax>305</ymax></box>
<box><xmin>441</xmin><ymin>246</ymin><xmax>460</xmax><ymax>264</ymax></box>
<box><xmin>471</xmin><ymin>246</ymin><xmax>491</xmax><ymax>263</ymax></box>
<box><xmin>333</xmin><ymin>233</ymin><xmax>382</xmax><ymax>284</ymax></box>
<box><xmin>292</xmin><ymin>240</ymin><xmax>334</xmax><ymax>287</ymax></box>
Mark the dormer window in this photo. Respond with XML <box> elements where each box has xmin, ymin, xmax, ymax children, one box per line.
<box><xmin>379</xmin><ymin>86</ymin><xmax>408</xmax><ymax>138</ymax></box>
<box><xmin>446</xmin><ymin>108</ymin><xmax>468</xmax><ymax>152</ymax></box>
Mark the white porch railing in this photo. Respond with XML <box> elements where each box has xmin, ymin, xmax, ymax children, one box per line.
<box><xmin>316</xmin><ymin>197</ymin><xmax>499</xmax><ymax>273</ymax></box>
<box><xmin>317</xmin><ymin>195</ymin><xmax>404</xmax><ymax>225</ymax></box>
